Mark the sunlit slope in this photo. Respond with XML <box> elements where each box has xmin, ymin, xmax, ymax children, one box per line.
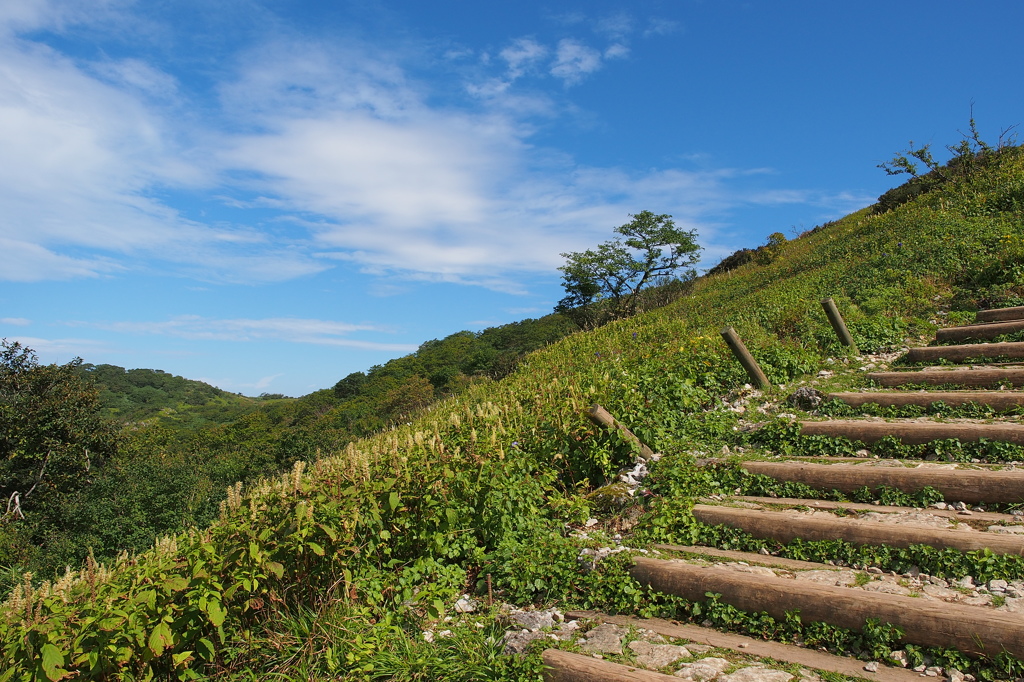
<box><xmin>3</xmin><ymin>147</ymin><xmax>1023</xmax><ymax>680</ymax></box>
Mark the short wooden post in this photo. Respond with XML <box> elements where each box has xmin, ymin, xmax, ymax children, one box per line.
<box><xmin>586</xmin><ymin>404</ymin><xmax>655</xmax><ymax>460</ymax></box>
<box><xmin>821</xmin><ymin>297</ymin><xmax>858</xmax><ymax>352</ymax></box>
<box><xmin>720</xmin><ymin>327</ymin><xmax>770</xmax><ymax>389</ymax></box>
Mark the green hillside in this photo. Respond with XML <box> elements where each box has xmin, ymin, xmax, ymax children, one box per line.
<box><xmin>3</xmin><ymin>138</ymin><xmax>1024</xmax><ymax>680</ymax></box>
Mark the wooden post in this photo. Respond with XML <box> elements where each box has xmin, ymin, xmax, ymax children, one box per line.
<box><xmin>821</xmin><ymin>297</ymin><xmax>858</xmax><ymax>352</ymax></box>
<box><xmin>586</xmin><ymin>404</ymin><xmax>655</xmax><ymax>460</ymax></box>
<box><xmin>719</xmin><ymin>327</ymin><xmax>770</xmax><ymax>389</ymax></box>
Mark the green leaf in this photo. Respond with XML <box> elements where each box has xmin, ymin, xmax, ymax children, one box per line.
<box><xmin>163</xmin><ymin>576</ymin><xmax>189</xmax><ymax>592</ymax></box>
<box><xmin>172</xmin><ymin>651</ymin><xmax>193</xmax><ymax>666</ymax></box>
<box><xmin>148</xmin><ymin>622</ymin><xmax>174</xmax><ymax>657</ymax></box>
<box><xmin>197</xmin><ymin>637</ymin><xmax>216</xmax><ymax>661</ymax></box>
<box><xmin>40</xmin><ymin>644</ymin><xmax>67</xmax><ymax>682</ymax></box>
<box><xmin>136</xmin><ymin>589</ymin><xmax>157</xmax><ymax>611</ymax></box>
<box><xmin>319</xmin><ymin>523</ymin><xmax>339</xmax><ymax>541</ymax></box>
<box><xmin>308</xmin><ymin>541</ymin><xmax>325</xmax><ymax>556</ymax></box>
<box><xmin>206</xmin><ymin>600</ymin><xmax>226</xmax><ymax>628</ymax></box>
<box><xmin>387</xmin><ymin>491</ymin><xmax>400</xmax><ymax>511</ymax></box>
<box><xmin>266</xmin><ymin>561</ymin><xmax>285</xmax><ymax>579</ymax></box>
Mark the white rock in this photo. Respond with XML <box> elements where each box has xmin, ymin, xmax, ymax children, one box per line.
<box><xmin>719</xmin><ymin>668</ymin><xmax>794</xmax><ymax>682</ymax></box>
<box><xmin>455</xmin><ymin>596</ymin><xmax>477</xmax><ymax>613</ymax></box>
<box><xmin>674</xmin><ymin>658</ymin><xmax>732</xmax><ymax>681</ymax></box>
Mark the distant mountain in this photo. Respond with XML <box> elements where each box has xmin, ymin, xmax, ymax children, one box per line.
<box><xmin>78</xmin><ymin>364</ymin><xmax>263</xmax><ymax>427</ymax></box>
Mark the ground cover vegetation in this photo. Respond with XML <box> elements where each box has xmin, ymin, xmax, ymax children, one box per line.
<box><xmin>2</xmin><ymin>129</ymin><xmax>1024</xmax><ymax>680</ymax></box>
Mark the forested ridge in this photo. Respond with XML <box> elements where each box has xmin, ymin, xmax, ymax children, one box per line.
<box><xmin>0</xmin><ymin>312</ymin><xmax>577</xmax><ymax>584</ymax></box>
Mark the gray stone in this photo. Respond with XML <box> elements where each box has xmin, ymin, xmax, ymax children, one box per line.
<box><xmin>510</xmin><ymin>610</ymin><xmax>554</xmax><ymax>631</ymax></box>
<box><xmin>674</xmin><ymin>657</ymin><xmax>732</xmax><ymax>680</ymax></box>
<box><xmin>687</xmin><ymin>644</ymin><xmax>715</xmax><ymax>654</ymax></box>
<box><xmin>864</xmin><ymin>662</ymin><xmax>880</xmax><ymax>672</ymax></box>
<box><xmin>502</xmin><ymin>630</ymin><xmax>548</xmax><ymax>654</ymax></box>
<box><xmin>581</xmin><ymin>623</ymin><xmax>628</xmax><ymax>655</ymax></box>
<box><xmin>925</xmin><ymin>666</ymin><xmax>943</xmax><ymax>677</ymax></box>
<box><xmin>948</xmin><ymin>669</ymin><xmax>965</xmax><ymax>682</ymax></box>
<box><xmin>988</xmin><ymin>525</ymin><xmax>1024</xmax><ymax>534</ymax></box>
<box><xmin>719</xmin><ymin>667</ymin><xmax>794</xmax><ymax>682</ymax></box>
<box><xmin>628</xmin><ymin>641</ymin><xmax>691</xmax><ymax>669</ymax></box>
<box><xmin>988</xmin><ymin>579</ymin><xmax>1009</xmax><ymax>592</ymax></box>
<box><xmin>454</xmin><ymin>596</ymin><xmax>477</xmax><ymax>613</ymax></box>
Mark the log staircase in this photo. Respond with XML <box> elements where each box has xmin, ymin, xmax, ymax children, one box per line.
<box><xmin>544</xmin><ymin>306</ymin><xmax>1024</xmax><ymax>681</ymax></box>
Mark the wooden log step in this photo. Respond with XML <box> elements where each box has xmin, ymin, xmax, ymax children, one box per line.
<box><xmin>740</xmin><ymin>460</ymin><xmax>1024</xmax><ymax>504</ymax></box>
<box><xmin>936</xmin><ymin>319</ymin><xmax>1024</xmax><ymax>343</ymax></box>
<box><xmin>829</xmin><ymin>391</ymin><xmax>1024</xmax><ymax>410</ymax></box>
<box><xmin>652</xmin><ymin>543</ymin><xmax>835</xmax><ymax>570</ymax></box>
<box><xmin>630</xmin><ymin>557</ymin><xmax>1024</xmax><ymax>659</ymax></box>
<box><xmin>868</xmin><ymin>367</ymin><xmax>1024</xmax><ymax>388</ymax></box>
<box><xmin>799</xmin><ymin>419</ymin><xmax>1024</xmax><ymax>444</ymax></box>
<box><xmin>976</xmin><ymin>306</ymin><xmax>1024</xmax><ymax>323</ymax></box>
<box><xmin>905</xmin><ymin>341</ymin><xmax>1024</xmax><ymax>363</ymax></box>
<box><xmin>543</xmin><ymin>649</ymin><xmax>677</xmax><ymax>681</ymax></box>
<box><xmin>564</xmin><ymin>613</ymin><xmax>925</xmax><ymax>682</ymax></box>
<box><xmin>730</xmin><ymin>496</ymin><xmax>1022</xmax><ymax>525</ymax></box>
<box><xmin>691</xmin><ymin>503</ymin><xmax>1024</xmax><ymax>555</ymax></box>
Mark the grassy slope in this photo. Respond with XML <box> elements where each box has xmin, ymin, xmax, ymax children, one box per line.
<box><xmin>3</xmin><ymin>147</ymin><xmax>1024</xmax><ymax>681</ymax></box>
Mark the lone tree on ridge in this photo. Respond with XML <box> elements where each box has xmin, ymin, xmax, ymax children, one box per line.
<box><xmin>555</xmin><ymin>210</ymin><xmax>702</xmax><ymax>328</ymax></box>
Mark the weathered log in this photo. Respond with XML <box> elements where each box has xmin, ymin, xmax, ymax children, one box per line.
<box><xmin>692</xmin><ymin>503</ymin><xmax>1024</xmax><ymax>555</ymax></box>
<box><xmin>730</xmin><ymin>495</ymin><xmax>1021</xmax><ymax>525</ymax></box>
<box><xmin>868</xmin><ymin>368</ymin><xmax>1024</xmax><ymax>388</ymax></box>
<box><xmin>586</xmin><ymin>404</ymin><xmax>655</xmax><ymax>460</ymax></box>
<box><xmin>720</xmin><ymin>326</ymin><xmax>770</xmax><ymax>389</ymax></box>
<box><xmin>542</xmin><ymin>649</ymin><xmax>678</xmax><ymax>682</ymax></box>
<box><xmin>799</xmin><ymin>418</ymin><xmax>1024</xmax><ymax>444</ymax></box>
<box><xmin>976</xmin><ymin>306</ymin><xmax>1024</xmax><ymax>323</ymax></box>
<box><xmin>740</xmin><ymin>460</ymin><xmax>1024</xmax><ymax>504</ymax></box>
<box><xmin>828</xmin><ymin>391</ymin><xmax>1024</xmax><ymax>410</ymax></box>
<box><xmin>630</xmin><ymin>558</ymin><xmax>1024</xmax><ymax>658</ymax></box>
<box><xmin>905</xmin><ymin>341</ymin><xmax>1024</xmax><ymax>363</ymax></box>
<box><xmin>564</xmin><ymin>613</ymin><xmax>925</xmax><ymax>682</ymax></box>
<box><xmin>652</xmin><ymin>543</ymin><xmax>835</xmax><ymax>570</ymax></box>
<box><xmin>821</xmin><ymin>298</ymin><xmax>858</xmax><ymax>351</ymax></box>
<box><xmin>936</xmin><ymin>319</ymin><xmax>1024</xmax><ymax>342</ymax></box>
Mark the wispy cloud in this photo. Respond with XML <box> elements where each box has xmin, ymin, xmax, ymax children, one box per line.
<box><xmin>0</xmin><ymin>7</ymin><xmax>864</xmax><ymax>293</ymax></box>
<box><xmin>74</xmin><ymin>316</ymin><xmax>418</xmax><ymax>351</ymax></box>
<box><xmin>1</xmin><ymin>317</ymin><xmax>31</xmax><ymax>326</ymax></box>
<box><xmin>6</xmin><ymin>335</ymin><xmax>112</xmax><ymax>357</ymax></box>
<box><xmin>550</xmin><ymin>39</ymin><xmax>603</xmax><ymax>85</ymax></box>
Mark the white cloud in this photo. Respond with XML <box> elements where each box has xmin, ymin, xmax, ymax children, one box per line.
<box><xmin>6</xmin><ymin>335</ymin><xmax>111</xmax><ymax>358</ymax></box>
<box><xmin>550</xmin><ymin>39</ymin><xmax>603</xmax><ymax>85</ymax></box>
<box><xmin>1</xmin><ymin>317</ymin><xmax>31</xmax><ymax>326</ymax></box>
<box><xmin>75</xmin><ymin>315</ymin><xmax>418</xmax><ymax>351</ymax></box>
<box><xmin>0</xmin><ymin>23</ymin><xmax>327</xmax><ymax>284</ymax></box>
<box><xmin>594</xmin><ymin>13</ymin><xmax>635</xmax><ymax>40</ymax></box>
<box><xmin>605</xmin><ymin>43</ymin><xmax>630</xmax><ymax>60</ymax></box>
<box><xmin>500</xmin><ymin>37</ymin><xmax>548</xmax><ymax>79</ymax></box>
<box><xmin>644</xmin><ymin>17</ymin><xmax>681</xmax><ymax>37</ymax></box>
<box><xmin>0</xmin><ymin>13</ymin><xmax>861</xmax><ymax>294</ymax></box>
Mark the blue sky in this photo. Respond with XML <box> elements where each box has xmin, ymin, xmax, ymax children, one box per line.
<box><xmin>2</xmin><ymin>0</ymin><xmax>1022</xmax><ymax>397</ymax></box>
